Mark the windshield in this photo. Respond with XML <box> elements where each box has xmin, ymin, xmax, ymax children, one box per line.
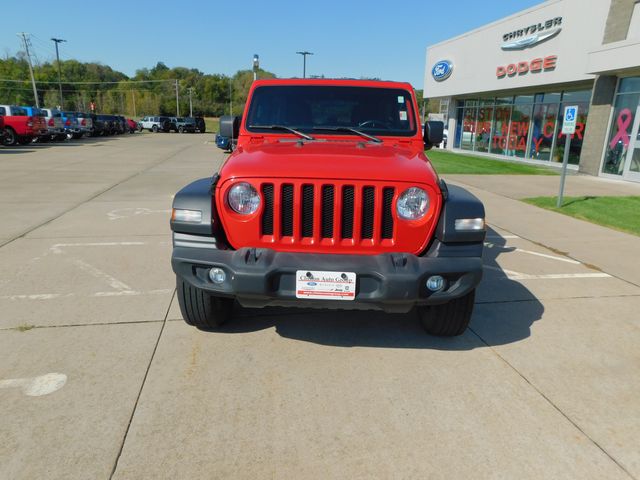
<box><xmin>246</xmin><ymin>85</ymin><xmax>417</xmax><ymax>137</ymax></box>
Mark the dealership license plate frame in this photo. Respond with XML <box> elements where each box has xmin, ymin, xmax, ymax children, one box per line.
<box><xmin>295</xmin><ymin>270</ymin><xmax>356</xmax><ymax>301</ymax></box>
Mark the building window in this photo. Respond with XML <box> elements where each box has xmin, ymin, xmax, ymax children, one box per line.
<box><xmin>454</xmin><ymin>89</ymin><xmax>590</xmax><ymax>165</ymax></box>
<box><xmin>602</xmin><ymin>78</ymin><xmax>640</xmax><ymax>175</ymax></box>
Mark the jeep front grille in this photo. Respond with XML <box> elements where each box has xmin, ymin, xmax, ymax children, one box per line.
<box><xmin>260</xmin><ymin>182</ymin><xmax>395</xmax><ymax>245</ymax></box>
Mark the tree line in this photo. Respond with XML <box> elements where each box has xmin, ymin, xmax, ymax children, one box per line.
<box><xmin>0</xmin><ymin>54</ymin><xmax>275</xmax><ymax>117</ymax></box>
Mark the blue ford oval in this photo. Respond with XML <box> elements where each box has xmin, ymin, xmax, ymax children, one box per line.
<box><xmin>432</xmin><ymin>61</ymin><xmax>453</xmax><ymax>81</ymax></box>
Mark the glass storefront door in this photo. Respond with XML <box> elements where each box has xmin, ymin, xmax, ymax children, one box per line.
<box><xmin>622</xmin><ymin>105</ymin><xmax>640</xmax><ymax>182</ymax></box>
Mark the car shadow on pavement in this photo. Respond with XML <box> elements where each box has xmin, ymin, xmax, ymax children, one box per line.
<box><xmin>216</xmin><ymin>228</ymin><xmax>544</xmax><ymax>350</ymax></box>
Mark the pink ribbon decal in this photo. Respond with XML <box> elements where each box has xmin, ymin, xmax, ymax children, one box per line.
<box><xmin>609</xmin><ymin>108</ymin><xmax>633</xmax><ymax>149</ymax></box>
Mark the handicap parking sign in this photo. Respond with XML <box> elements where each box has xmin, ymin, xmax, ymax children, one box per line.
<box><xmin>562</xmin><ymin>105</ymin><xmax>578</xmax><ymax>134</ymax></box>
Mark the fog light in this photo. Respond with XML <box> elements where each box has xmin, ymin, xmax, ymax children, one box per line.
<box><xmin>426</xmin><ymin>275</ymin><xmax>445</xmax><ymax>292</ymax></box>
<box><xmin>209</xmin><ymin>268</ymin><xmax>226</xmax><ymax>284</ymax></box>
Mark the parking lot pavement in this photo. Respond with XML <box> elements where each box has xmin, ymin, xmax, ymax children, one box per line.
<box><xmin>1</xmin><ymin>135</ymin><xmax>639</xmax><ymax>479</ymax></box>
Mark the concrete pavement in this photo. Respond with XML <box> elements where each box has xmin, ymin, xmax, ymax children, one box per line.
<box><xmin>1</xmin><ymin>134</ymin><xmax>639</xmax><ymax>479</ymax></box>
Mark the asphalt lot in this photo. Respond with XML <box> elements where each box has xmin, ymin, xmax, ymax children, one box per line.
<box><xmin>1</xmin><ymin>133</ymin><xmax>639</xmax><ymax>479</ymax></box>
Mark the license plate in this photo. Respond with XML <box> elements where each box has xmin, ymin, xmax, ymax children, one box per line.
<box><xmin>295</xmin><ymin>270</ymin><xmax>356</xmax><ymax>300</ymax></box>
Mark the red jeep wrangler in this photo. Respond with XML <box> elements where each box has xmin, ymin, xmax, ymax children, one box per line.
<box><xmin>171</xmin><ymin>79</ymin><xmax>485</xmax><ymax>336</ymax></box>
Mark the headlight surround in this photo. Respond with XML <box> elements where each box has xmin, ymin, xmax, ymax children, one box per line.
<box><xmin>397</xmin><ymin>187</ymin><xmax>430</xmax><ymax>220</ymax></box>
<box><xmin>228</xmin><ymin>182</ymin><xmax>260</xmax><ymax>214</ymax></box>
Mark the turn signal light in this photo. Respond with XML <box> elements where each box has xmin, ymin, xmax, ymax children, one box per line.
<box><xmin>171</xmin><ymin>208</ymin><xmax>202</xmax><ymax>223</ymax></box>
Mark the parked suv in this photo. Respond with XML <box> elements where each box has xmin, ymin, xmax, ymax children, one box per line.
<box><xmin>139</xmin><ymin>115</ymin><xmax>170</xmax><ymax>132</ymax></box>
<box><xmin>60</xmin><ymin>111</ymin><xmax>81</xmax><ymax>138</ymax></box>
<box><xmin>170</xmin><ymin>79</ymin><xmax>485</xmax><ymax>336</ymax></box>
<box><xmin>168</xmin><ymin>117</ymin><xmax>196</xmax><ymax>133</ymax></box>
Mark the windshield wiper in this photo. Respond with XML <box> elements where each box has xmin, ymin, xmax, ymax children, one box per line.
<box><xmin>248</xmin><ymin>124</ymin><xmax>314</xmax><ymax>141</ymax></box>
<box><xmin>312</xmin><ymin>126</ymin><xmax>382</xmax><ymax>143</ymax></box>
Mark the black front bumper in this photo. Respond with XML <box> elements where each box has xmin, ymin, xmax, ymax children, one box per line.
<box><xmin>171</xmin><ymin>233</ymin><xmax>483</xmax><ymax>313</ymax></box>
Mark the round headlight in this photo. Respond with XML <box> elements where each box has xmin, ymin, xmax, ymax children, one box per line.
<box><xmin>228</xmin><ymin>182</ymin><xmax>260</xmax><ymax>214</ymax></box>
<box><xmin>397</xmin><ymin>187</ymin><xmax>429</xmax><ymax>220</ymax></box>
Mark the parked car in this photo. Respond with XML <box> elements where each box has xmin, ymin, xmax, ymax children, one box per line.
<box><xmin>60</xmin><ymin>111</ymin><xmax>81</xmax><ymax>139</ymax></box>
<box><xmin>183</xmin><ymin>117</ymin><xmax>197</xmax><ymax>133</ymax></box>
<box><xmin>0</xmin><ymin>104</ymin><xmax>41</xmax><ymax>145</ymax></box>
<box><xmin>97</xmin><ymin>115</ymin><xmax>116</xmax><ymax>135</ymax></box>
<box><xmin>139</xmin><ymin>115</ymin><xmax>170</xmax><ymax>132</ymax></box>
<box><xmin>73</xmin><ymin>112</ymin><xmax>93</xmax><ymax>137</ymax></box>
<box><xmin>21</xmin><ymin>106</ymin><xmax>49</xmax><ymax>142</ymax></box>
<box><xmin>170</xmin><ymin>78</ymin><xmax>485</xmax><ymax>336</ymax></box>
<box><xmin>167</xmin><ymin>117</ymin><xmax>196</xmax><ymax>133</ymax></box>
<box><xmin>126</xmin><ymin>118</ymin><xmax>138</xmax><ymax>133</ymax></box>
<box><xmin>194</xmin><ymin>116</ymin><xmax>206</xmax><ymax>133</ymax></box>
<box><xmin>115</xmin><ymin>116</ymin><xmax>127</xmax><ymax>134</ymax></box>
<box><xmin>41</xmin><ymin>108</ymin><xmax>66</xmax><ymax>141</ymax></box>
<box><xmin>87</xmin><ymin>113</ymin><xmax>105</xmax><ymax>137</ymax></box>
<box><xmin>215</xmin><ymin>132</ymin><xmax>233</xmax><ymax>152</ymax></box>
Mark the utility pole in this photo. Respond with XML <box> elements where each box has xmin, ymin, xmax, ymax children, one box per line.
<box><xmin>296</xmin><ymin>51</ymin><xmax>313</xmax><ymax>78</ymax></box>
<box><xmin>131</xmin><ymin>90</ymin><xmax>136</xmax><ymax>117</ymax></box>
<box><xmin>51</xmin><ymin>37</ymin><xmax>66</xmax><ymax>108</ymax></box>
<box><xmin>187</xmin><ymin>87</ymin><xmax>194</xmax><ymax>117</ymax></box>
<box><xmin>18</xmin><ymin>33</ymin><xmax>39</xmax><ymax>107</ymax></box>
<box><xmin>229</xmin><ymin>77</ymin><xmax>232</xmax><ymax>115</ymax></box>
<box><xmin>175</xmin><ymin>79</ymin><xmax>180</xmax><ymax>117</ymax></box>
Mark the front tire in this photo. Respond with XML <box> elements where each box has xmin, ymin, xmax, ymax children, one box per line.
<box><xmin>417</xmin><ymin>290</ymin><xmax>475</xmax><ymax>336</ymax></box>
<box><xmin>176</xmin><ymin>276</ymin><xmax>233</xmax><ymax>330</ymax></box>
<box><xmin>152</xmin><ymin>125</ymin><xmax>159</xmax><ymax>133</ymax></box>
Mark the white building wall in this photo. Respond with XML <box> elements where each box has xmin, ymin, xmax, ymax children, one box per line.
<box><xmin>424</xmin><ymin>0</ymin><xmax>610</xmax><ymax>99</ymax></box>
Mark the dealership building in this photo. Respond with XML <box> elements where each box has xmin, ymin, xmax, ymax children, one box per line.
<box><xmin>424</xmin><ymin>0</ymin><xmax>640</xmax><ymax>182</ymax></box>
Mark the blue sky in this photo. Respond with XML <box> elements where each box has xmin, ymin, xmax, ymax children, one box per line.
<box><xmin>1</xmin><ymin>0</ymin><xmax>543</xmax><ymax>88</ymax></box>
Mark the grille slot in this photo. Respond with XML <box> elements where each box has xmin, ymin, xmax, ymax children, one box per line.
<box><xmin>321</xmin><ymin>185</ymin><xmax>334</xmax><ymax>238</ymax></box>
<box><xmin>261</xmin><ymin>184</ymin><xmax>274</xmax><ymax>235</ymax></box>
<box><xmin>341</xmin><ymin>186</ymin><xmax>355</xmax><ymax>239</ymax></box>
<box><xmin>301</xmin><ymin>185</ymin><xmax>314</xmax><ymax>238</ymax></box>
<box><xmin>361</xmin><ymin>186</ymin><xmax>375</xmax><ymax>239</ymax></box>
<box><xmin>281</xmin><ymin>184</ymin><xmax>294</xmax><ymax>236</ymax></box>
<box><xmin>381</xmin><ymin>187</ymin><xmax>394</xmax><ymax>239</ymax></box>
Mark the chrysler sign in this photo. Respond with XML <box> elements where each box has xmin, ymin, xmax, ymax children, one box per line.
<box><xmin>501</xmin><ymin>17</ymin><xmax>562</xmax><ymax>50</ymax></box>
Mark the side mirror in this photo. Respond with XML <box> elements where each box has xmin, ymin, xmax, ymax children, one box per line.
<box><xmin>219</xmin><ymin>115</ymin><xmax>240</xmax><ymax>139</ymax></box>
<box><xmin>424</xmin><ymin>121</ymin><xmax>444</xmax><ymax>150</ymax></box>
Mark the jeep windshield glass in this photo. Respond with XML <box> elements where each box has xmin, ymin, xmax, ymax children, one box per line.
<box><xmin>312</xmin><ymin>126</ymin><xmax>381</xmax><ymax>143</ymax></box>
<box><xmin>246</xmin><ymin>85</ymin><xmax>417</xmax><ymax>137</ymax></box>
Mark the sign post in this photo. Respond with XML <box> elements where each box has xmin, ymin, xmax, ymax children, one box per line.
<box><xmin>557</xmin><ymin>105</ymin><xmax>578</xmax><ymax>208</ymax></box>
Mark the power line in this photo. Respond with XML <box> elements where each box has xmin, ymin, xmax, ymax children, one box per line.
<box><xmin>0</xmin><ymin>77</ymin><xmax>177</xmax><ymax>85</ymax></box>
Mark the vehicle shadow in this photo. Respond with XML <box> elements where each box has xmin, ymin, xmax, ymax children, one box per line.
<box><xmin>217</xmin><ymin>227</ymin><xmax>544</xmax><ymax>350</ymax></box>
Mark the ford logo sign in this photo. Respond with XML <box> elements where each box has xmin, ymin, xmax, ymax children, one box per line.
<box><xmin>307</xmin><ymin>282</ymin><xmax>317</xmax><ymax>286</ymax></box>
<box><xmin>432</xmin><ymin>60</ymin><xmax>453</xmax><ymax>82</ymax></box>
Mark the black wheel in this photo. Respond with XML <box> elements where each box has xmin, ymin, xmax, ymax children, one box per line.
<box><xmin>417</xmin><ymin>290</ymin><xmax>475</xmax><ymax>336</ymax></box>
<box><xmin>178</xmin><ymin>126</ymin><xmax>184</xmax><ymax>133</ymax></box>
<box><xmin>176</xmin><ymin>276</ymin><xmax>233</xmax><ymax>330</ymax></box>
<box><xmin>3</xmin><ymin>127</ymin><xmax>17</xmax><ymax>146</ymax></box>
<box><xmin>152</xmin><ymin>125</ymin><xmax>159</xmax><ymax>133</ymax></box>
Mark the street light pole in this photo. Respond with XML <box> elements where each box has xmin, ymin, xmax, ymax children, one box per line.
<box><xmin>51</xmin><ymin>37</ymin><xmax>66</xmax><ymax>108</ymax></box>
<box><xmin>252</xmin><ymin>54</ymin><xmax>260</xmax><ymax>81</ymax></box>
<box><xmin>296</xmin><ymin>51</ymin><xmax>313</xmax><ymax>78</ymax></box>
<box><xmin>187</xmin><ymin>87</ymin><xmax>194</xmax><ymax>117</ymax></box>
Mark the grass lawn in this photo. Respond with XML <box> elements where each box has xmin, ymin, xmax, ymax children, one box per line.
<box><xmin>427</xmin><ymin>149</ymin><xmax>558</xmax><ymax>175</ymax></box>
<box><xmin>523</xmin><ymin>196</ymin><xmax>640</xmax><ymax>236</ymax></box>
<box><xmin>204</xmin><ymin>117</ymin><xmax>220</xmax><ymax>133</ymax></box>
